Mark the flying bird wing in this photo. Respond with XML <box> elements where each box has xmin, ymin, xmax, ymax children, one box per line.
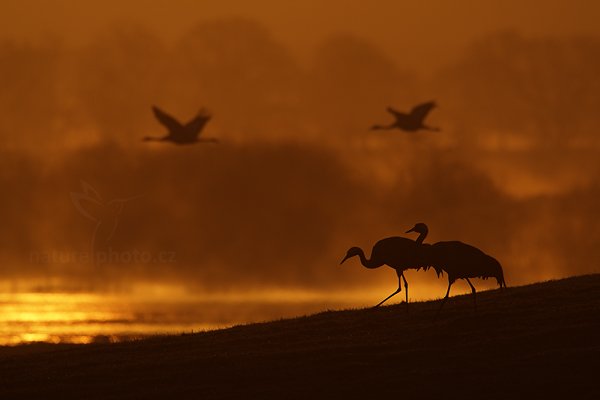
<box><xmin>409</xmin><ymin>101</ymin><xmax>436</xmax><ymax>123</ymax></box>
<box><xmin>152</xmin><ymin>106</ymin><xmax>183</xmax><ymax>132</ymax></box>
<box><xmin>184</xmin><ymin>109</ymin><xmax>212</xmax><ymax>138</ymax></box>
<box><xmin>386</xmin><ymin>106</ymin><xmax>407</xmax><ymax>118</ymax></box>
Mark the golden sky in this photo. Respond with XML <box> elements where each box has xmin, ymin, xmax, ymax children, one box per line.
<box><xmin>0</xmin><ymin>0</ymin><xmax>599</xmax><ymax>296</ymax></box>
<box><xmin>2</xmin><ymin>0</ymin><xmax>599</xmax><ymax>71</ymax></box>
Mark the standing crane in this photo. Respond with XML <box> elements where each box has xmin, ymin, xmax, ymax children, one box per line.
<box><xmin>422</xmin><ymin>240</ymin><xmax>506</xmax><ymax>315</ymax></box>
<box><xmin>340</xmin><ymin>223</ymin><xmax>431</xmax><ymax>308</ymax></box>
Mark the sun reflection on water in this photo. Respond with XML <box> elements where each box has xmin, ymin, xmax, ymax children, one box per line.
<box><xmin>0</xmin><ymin>289</ymin><xmax>373</xmax><ymax>346</ymax></box>
<box><xmin>0</xmin><ymin>291</ymin><xmax>227</xmax><ymax>345</ymax></box>
<box><xmin>0</xmin><ymin>279</ymin><xmax>467</xmax><ymax>346</ymax></box>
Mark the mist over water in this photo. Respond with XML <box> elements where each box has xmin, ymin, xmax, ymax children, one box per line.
<box><xmin>0</xmin><ymin>4</ymin><xmax>599</xmax><ymax>342</ymax></box>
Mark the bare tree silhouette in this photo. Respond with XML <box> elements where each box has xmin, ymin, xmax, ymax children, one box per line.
<box><xmin>340</xmin><ymin>223</ymin><xmax>430</xmax><ymax>308</ymax></box>
<box><xmin>371</xmin><ymin>101</ymin><xmax>440</xmax><ymax>132</ymax></box>
<box><xmin>420</xmin><ymin>240</ymin><xmax>507</xmax><ymax>315</ymax></box>
<box><xmin>144</xmin><ymin>106</ymin><xmax>217</xmax><ymax>145</ymax></box>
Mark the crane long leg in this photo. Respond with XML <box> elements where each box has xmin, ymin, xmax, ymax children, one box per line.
<box><xmin>465</xmin><ymin>278</ymin><xmax>477</xmax><ymax>311</ymax></box>
<box><xmin>374</xmin><ymin>272</ymin><xmax>403</xmax><ymax>308</ymax></box>
<box><xmin>401</xmin><ymin>273</ymin><xmax>409</xmax><ymax>312</ymax></box>
<box><xmin>374</xmin><ymin>288</ymin><xmax>401</xmax><ymax>308</ymax></box>
<box><xmin>436</xmin><ymin>281</ymin><xmax>453</xmax><ymax>317</ymax></box>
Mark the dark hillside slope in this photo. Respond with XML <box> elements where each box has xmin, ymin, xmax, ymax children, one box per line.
<box><xmin>0</xmin><ymin>274</ymin><xmax>599</xmax><ymax>399</ymax></box>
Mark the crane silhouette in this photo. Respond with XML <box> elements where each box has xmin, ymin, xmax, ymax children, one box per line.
<box><xmin>423</xmin><ymin>241</ymin><xmax>507</xmax><ymax>315</ymax></box>
<box><xmin>371</xmin><ymin>101</ymin><xmax>440</xmax><ymax>132</ymax></box>
<box><xmin>144</xmin><ymin>106</ymin><xmax>217</xmax><ymax>145</ymax></box>
<box><xmin>340</xmin><ymin>223</ymin><xmax>431</xmax><ymax>308</ymax></box>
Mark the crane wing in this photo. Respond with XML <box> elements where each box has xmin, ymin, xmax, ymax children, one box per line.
<box><xmin>386</xmin><ymin>106</ymin><xmax>407</xmax><ymax>118</ymax></box>
<box><xmin>184</xmin><ymin>109</ymin><xmax>212</xmax><ymax>138</ymax></box>
<box><xmin>409</xmin><ymin>101</ymin><xmax>436</xmax><ymax>123</ymax></box>
<box><xmin>152</xmin><ymin>106</ymin><xmax>183</xmax><ymax>132</ymax></box>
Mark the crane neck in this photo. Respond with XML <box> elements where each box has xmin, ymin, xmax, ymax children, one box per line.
<box><xmin>415</xmin><ymin>230</ymin><xmax>428</xmax><ymax>245</ymax></box>
<box><xmin>357</xmin><ymin>248</ymin><xmax>382</xmax><ymax>269</ymax></box>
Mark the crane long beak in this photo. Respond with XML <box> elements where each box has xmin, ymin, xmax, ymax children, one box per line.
<box><xmin>340</xmin><ymin>254</ymin><xmax>351</xmax><ymax>265</ymax></box>
<box><xmin>405</xmin><ymin>227</ymin><xmax>415</xmax><ymax>233</ymax></box>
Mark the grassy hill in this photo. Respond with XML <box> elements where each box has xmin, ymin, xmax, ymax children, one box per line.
<box><xmin>0</xmin><ymin>275</ymin><xmax>599</xmax><ymax>399</ymax></box>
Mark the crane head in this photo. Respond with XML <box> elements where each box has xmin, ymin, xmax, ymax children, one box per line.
<box><xmin>340</xmin><ymin>247</ymin><xmax>361</xmax><ymax>265</ymax></box>
<box><xmin>405</xmin><ymin>222</ymin><xmax>429</xmax><ymax>236</ymax></box>
<box><xmin>487</xmin><ymin>255</ymin><xmax>506</xmax><ymax>288</ymax></box>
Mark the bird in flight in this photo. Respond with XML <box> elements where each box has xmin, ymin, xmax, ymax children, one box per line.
<box><xmin>371</xmin><ymin>101</ymin><xmax>440</xmax><ymax>132</ymax></box>
<box><xmin>144</xmin><ymin>106</ymin><xmax>217</xmax><ymax>145</ymax></box>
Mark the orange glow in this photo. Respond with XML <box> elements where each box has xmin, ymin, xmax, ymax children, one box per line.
<box><xmin>0</xmin><ymin>278</ymin><xmax>481</xmax><ymax>345</ymax></box>
<box><xmin>0</xmin><ymin>291</ymin><xmax>227</xmax><ymax>345</ymax></box>
<box><xmin>0</xmin><ymin>1</ymin><xmax>599</xmax><ymax>344</ymax></box>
